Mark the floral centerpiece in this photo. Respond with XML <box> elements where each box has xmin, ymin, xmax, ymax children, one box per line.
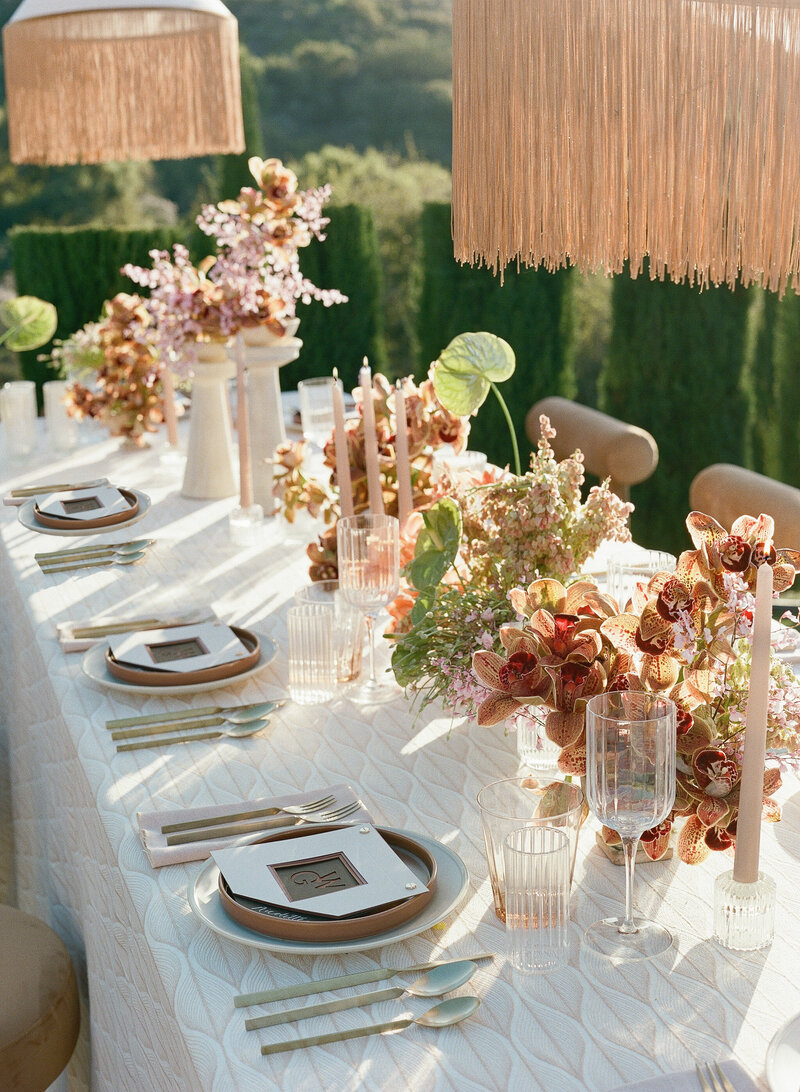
<box><xmin>272</xmin><ymin>370</ymin><xmax>471</xmax><ymax>576</ymax></box>
<box><xmin>124</xmin><ymin>157</ymin><xmax>346</xmax><ymax>363</ymax></box>
<box><xmin>50</xmin><ymin>293</ymin><xmax>164</xmax><ymax>446</ymax></box>
<box><xmin>389</xmin><ymin>414</ymin><xmax>633</xmax><ymax>719</ymax></box>
<box><xmin>471</xmin><ymin>510</ymin><xmax>800</xmax><ymax>864</ymax></box>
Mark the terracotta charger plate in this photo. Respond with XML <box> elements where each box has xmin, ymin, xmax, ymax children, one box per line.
<box><xmin>33</xmin><ymin>487</ymin><xmax>140</xmax><ymax>530</ymax></box>
<box><xmin>105</xmin><ymin>626</ymin><xmax>261</xmax><ymax>687</ymax></box>
<box><xmin>218</xmin><ymin>823</ymin><xmax>438</xmax><ymax>943</ymax></box>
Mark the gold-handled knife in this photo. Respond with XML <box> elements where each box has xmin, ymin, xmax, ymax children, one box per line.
<box><xmin>234</xmin><ymin>953</ymin><xmax>495</xmax><ymax>1007</ymax></box>
<box><xmin>10</xmin><ymin>477</ymin><xmax>108</xmax><ymax>498</ymax></box>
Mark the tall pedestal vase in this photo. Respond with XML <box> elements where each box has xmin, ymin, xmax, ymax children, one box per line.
<box><xmin>182</xmin><ymin>341</ymin><xmax>237</xmax><ymax>500</ymax></box>
<box><xmin>242</xmin><ymin>321</ymin><xmax>302</xmax><ymax>514</ymax></box>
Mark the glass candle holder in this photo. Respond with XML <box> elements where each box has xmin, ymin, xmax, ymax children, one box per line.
<box><xmin>0</xmin><ymin>380</ymin><xmax>37</xmax><ymax>461</ymax></box>
<box><xmin>43</xmin><ymin>380</ymin><xmax>78</xmax><ymax>453</ymax></box>
<box><xmin>713</xmin><ymin>870</ymin><xmax>776</xmax><ymax>951</ymax></box>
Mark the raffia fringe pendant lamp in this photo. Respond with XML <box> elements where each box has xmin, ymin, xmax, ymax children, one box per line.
<box><xmin>3</xmin><ymin>0</ymin><xmax>244</xmax><ymax>164</ymax></box>
<box><xmin>453</xmin><ymin>0</ymin><xmax>800</xmax><ymax>296</ymax></box>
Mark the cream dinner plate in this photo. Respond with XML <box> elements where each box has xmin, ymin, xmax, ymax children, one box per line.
<box><xmin>766</xmin><ymin>1011</ymin><xmax>800</xmax><ymax>1092</ymax></box>
<box><xmin>18</xmin><ymin>488</ymin><xmax>151</xmax><ymax>537</ymax></box>
<box><xmin>81</xmin><ymin>634</ymin><xmax>278</xmax><ymax>696</ymax></box>
<box><xmin>188</xmin><ymin>828</ymin><xmax>470</xmax><ymax>955</ymax></box>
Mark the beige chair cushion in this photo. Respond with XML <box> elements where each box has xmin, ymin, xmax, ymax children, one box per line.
<box><xmin>527</xmin><ymin>396</ymin><xmax>659</xmax><ymax>499</ymax></box>
<box><xmin>0</xmin><ymin>905</ymin><xmax>80</xmax><ymax>1092</ymax></box>
<box><xmin>689</xmin><ymin>464</ymin><xmax>800</xmax><ymax>549</ymax></box>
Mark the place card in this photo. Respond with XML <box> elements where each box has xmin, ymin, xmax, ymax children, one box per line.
<box><xmin>212</xmin><ymin>825</ymin><xmax>427</xmax><ymax>919</ymax></box>
<box><xmin>109</xmin><ymin>621</ymin><xmax>252</xmax><ymax>675</ymax></box>
<box><xmin>37</xmin><ymin>485</ymin><xmax>130</xmax><ymax>521</ymax></box>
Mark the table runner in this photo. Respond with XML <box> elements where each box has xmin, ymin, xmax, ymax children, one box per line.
<box><xmin>1</xmin><ymin>426</ymin><xmax>798</xmax><ymax>1091</ymax></box>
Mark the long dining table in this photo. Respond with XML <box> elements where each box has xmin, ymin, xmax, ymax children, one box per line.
<box><xmin>0</xmin><ymin>422</ymin><xmax>798</xmax><ymax>1092</ymax></box>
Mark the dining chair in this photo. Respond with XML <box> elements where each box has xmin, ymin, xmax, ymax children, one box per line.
<box><xmin>526</xmin><ymin>396</ymin><xmax>659</xmax><ymax>501</ymax></box>
<box><xmin>0</xmin><ymin>904</ymin><xmax>80</xmax><ymax>1092</ymax></box>
<box><xmin>689</xmin><ymin>463</ymin><xmax>800</xmax><ymax>548</ymax></box>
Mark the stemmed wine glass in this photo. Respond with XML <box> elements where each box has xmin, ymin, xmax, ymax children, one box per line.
<box><xmin>336</xmin><ymin>513</ymin><xmax>400</xmax><ymax>704</ymax></box>
<box><xmin>584</xmin><ymin>690</ymin><xmax>677</xmax><ymax>960</ymax></box>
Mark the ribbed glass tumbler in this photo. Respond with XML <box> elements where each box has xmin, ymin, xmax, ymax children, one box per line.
<box><xmin>503</xmin><ymin>825</ymin><xmax>570</xmax><ymax>974</ymax></box>
<box><xmin>287</xmin><ymin>603</ymin><xmax>336</xmax><ymax>705</ymax></box>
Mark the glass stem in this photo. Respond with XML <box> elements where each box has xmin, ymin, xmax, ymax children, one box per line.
<box><xmin>364</xmin><ymin>613</ymin><xmax>377</xmax><ymax>685</ymax></box>
<box><xmin>619</xmin><ymin>837</ymin><xmax>639</xmax><ymax>935</ymax></box>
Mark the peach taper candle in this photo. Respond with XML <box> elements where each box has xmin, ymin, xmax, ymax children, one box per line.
<box><xmin>332</xmin><ymin>368</ymin><xmax>354</xmax><ymax>518</ymax></box>
<box><xmin>160</xmin><ymin>365</ymin><xmax>179</xmax><ymax>447</ymax></box>
<box><xmin>394</xmin><ymin>380</ymin><xmax>412</xmax><ymax>527</ymax></box>
<box><xmin>733</xmin><ymin>560</ymin><xmax>774</xmax><ymax>884</ymax></box>
<box><xmin>359</xmin><ymin>358</ymin><xmax>384</xmax><ymax>515</ymax></box>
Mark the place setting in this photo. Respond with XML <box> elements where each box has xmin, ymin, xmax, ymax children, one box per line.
<box><xmin>81</xmin><ymin>617</ymin><xmax>278</xmax><ymax>699</ymax></box>
<box><xmin>15</xmin><ymin>480</ymin><xmax>151</xmax><ymax>537</ymax></box>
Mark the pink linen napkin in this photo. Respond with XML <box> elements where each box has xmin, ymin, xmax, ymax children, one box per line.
<box><xmin>608</xmin><ymin>1060</ymin><xmax>759</xmax><ymax>1092</ymax></box>
<box><xmin>137</xmin><ymin>784</ymin><xmax>374</xmax><ymax>868</ymax></box>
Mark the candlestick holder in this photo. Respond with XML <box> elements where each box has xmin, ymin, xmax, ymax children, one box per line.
<box><xmin>228</xmin><ymin>503</ymin><xmax>265</xmax><ymax>546</ymax></box>
<box><xmin>713</xmin><ymin>870</ymin><xmax>776</xmax><ymax>950</ymax></box>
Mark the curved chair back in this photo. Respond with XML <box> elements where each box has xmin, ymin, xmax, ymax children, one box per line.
<box><xmin>689</xmin><ymin>463</ymin><xmax>800</xmax><ymax>549</ymax></box>
<box><xmin>0</xmin><ymin>904</ymin><xmax>80</xmax><ymax>1092</ymax></box>
<box><xmin>526</xmin><ymin>396</ymin><xmax>659</xmax><ymax>500</ymax></box>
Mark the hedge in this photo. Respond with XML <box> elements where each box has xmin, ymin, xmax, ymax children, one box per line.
<box><xmin>415</xmin><ymin>203</ymin><xmax>575</xmax><ymax>470</ymax></box>
<box><xmin>291</xmin><ymin>203</ymin><xmax>387</xmax><ymax>392</ymax></box>
<box><xmin>600</xmin><ymin>266</ymin><xmax>752</xmax><ymax>554</ymax></box>
<box><xmin>11</xmin><ymin>225</ymin><xmax>182</xmax><ymax>392</ymax></box>
<box><xmin>742</xmin><ymin>287</ymin><xmax>800</xmax><ymax>489</ymax></box>
<box><xmin>10</xmin><ymin>207</ymin><xmax>386</xmax><ymax>399</ymax></box>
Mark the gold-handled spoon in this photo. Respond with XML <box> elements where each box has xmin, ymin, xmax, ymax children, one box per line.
<box><xmin>115</xmin><ymin>712</ymin><xmax>274</xmax><ymax>752</ymax></box>
<box><xmin>42</xmin><ymin>550</ymin><xmax>148</xmax><ymax>575</ymax></box>
<box><xmin>36</xmin><ymin>538</ymin><xmax>153</xmax><ymax>562</ymax></box>
<box><xmin>111</xmin><ymin>701</ymin><xmax>283</xmax><ymax>740</ymax></box>
<box><xmin>260</xmin><ymin>996</ymin><xmax>481</xmax><ymax>1055</ymax></box>
<box><xmin>247</xmin><ymin>960</ymin><xmax>479</xmax><ymax>1031</ymax></box>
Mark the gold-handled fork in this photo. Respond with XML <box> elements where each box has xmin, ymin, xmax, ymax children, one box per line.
<box><xmin>696</xmin><ymin>1062</ymin><xmax>737</xmax><ymax>1092</ymax></box>
<box><xmin>164</xmin><ymin>799</ymin><xmax>364</xmax><ymax>846</ymax></box>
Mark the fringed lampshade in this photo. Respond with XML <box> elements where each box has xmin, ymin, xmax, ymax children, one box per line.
<box><xmin>3</xmin><ymin>0</ymin><xmax>245</xmax><ymax>165</ymax></box>
<box><xmin>452</xmin><ymin>0</ymin><xmax>800</xmax><ymax>296</ymax></box>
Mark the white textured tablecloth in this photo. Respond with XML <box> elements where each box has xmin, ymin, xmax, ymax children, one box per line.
<box><xmin>1</xmin><ymin>427</ymin><xmax>799</xmax><ymax>1092</ymax></box>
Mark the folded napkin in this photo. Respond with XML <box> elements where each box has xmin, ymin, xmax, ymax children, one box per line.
<box><xmin>56</xmin><ymin>610</ymin><xmax>217</xmax><ymax>653</ymax></box>
<box><xmin>608</xmin><ymin>1060</ymin><xmax>758</xmax><ymax>1092</ymax></box>
<box><xmin>137</xmin><ymin>784</ymin><xmax>374</xmax><ymax>868</ymax></box>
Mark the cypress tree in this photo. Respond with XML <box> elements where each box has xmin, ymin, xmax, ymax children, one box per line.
<box><xmin>291</xmin><ymin>204</ymin><xmax>387</xmax><ymax>392</ymax></box>
<box><xmin>600</xmin><ymin>267</ymin><xmax>752</xmax><ymax>554</ymax></box>
<box><xmin>415</xmin><ymin>203</ymin><xmax>575</xmax><ymax>470</ymax></box>
<box><xmin>743</xmin><ymin>286</ymin><xmax>800</xmax><ymax>488</ymax></box>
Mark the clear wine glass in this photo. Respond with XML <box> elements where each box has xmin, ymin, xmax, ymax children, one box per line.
<box><xmin>584</xmin><ymin>690</ymin><xmax>677</xmax><ymax>960</ymax></box>
<box><xmin>336</xmin><ymin>513</ymin><xmax>400</xmax><ymax>704</ymax></box>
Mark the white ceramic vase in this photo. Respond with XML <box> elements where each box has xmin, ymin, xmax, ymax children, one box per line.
<box><xmin>242</xmin><ymin>319</ymin><xmax>302</xmax><ymax>513</ymax></box>
<box><xmin>181</xmin><ymin>341</ymin><xmax>238</xmax><ymax>500</ymax></box>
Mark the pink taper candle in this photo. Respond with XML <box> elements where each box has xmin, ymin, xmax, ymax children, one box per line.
<box><xmin>235</xmin><ymin>334</ymin><xmax>254</xmax><ymax>509</ymax></box>
<box><xmin>394</xmin><ymin>380</ymin><xmax>412</xmax><ymax>527</ymax></box>
<box><xmin>359</xmin><ymin>359</ymin><xmax>384</xmax><ymax>515</ymax></box>
<box><xmin>332</xmin><ymin>369</ymin><xmax>354</xmax><ymax>518</ymax></box>
<box><xmin>733</xmin><ymin>560</ymin><xmax>774</xmax><ymax>884</ymax></box>
<box><xmin>161</xmin><ymin>366</ymin><xmax>179</xmax><ymax>446</ymax></box>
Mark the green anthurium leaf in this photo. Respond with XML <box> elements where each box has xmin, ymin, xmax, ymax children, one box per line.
<box><xmin>405</xmin><ymin>497</ymin><xmax>462</xmax><ymax>590</ymax></box>
<box><xmin>432</xmin><ymin>331</ymin><xmax>516</xmax><ymax>416</ymax></box>
<box><xmin>409</xmin><ymin>583</ymin><xmax>438</xmax><ymax>628</ymax></box>
<box><xmin>0</xmin><ymin>296</ymin><xmax>58</xmax><ymax>352</ymax></box>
